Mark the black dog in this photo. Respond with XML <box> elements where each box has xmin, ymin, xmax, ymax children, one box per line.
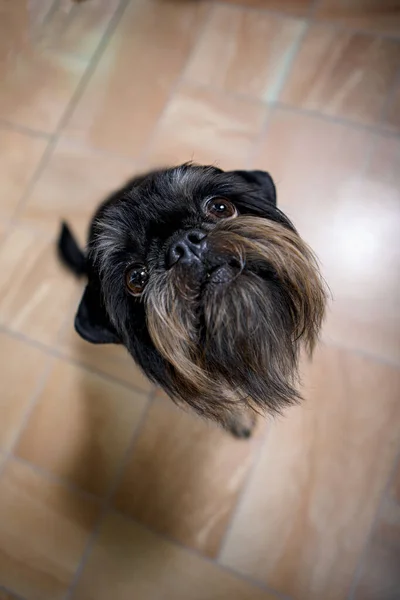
<box><xmin>58</xmin><ymin>164</ymin><xmax>326</xmax><ymax>437</ymax></box>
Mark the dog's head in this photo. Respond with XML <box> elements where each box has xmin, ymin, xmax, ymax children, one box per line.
<box><xmin>76</xmin><ymin>164</ymin><xmax>326</xmax><ymax>425</ymax></box>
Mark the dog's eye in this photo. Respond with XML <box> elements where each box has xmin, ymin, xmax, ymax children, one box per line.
<box><xmin>125</xmin><ymin>265</ymin><xmax>148</xmax><ymax>296</ymax></box>
<box><xmin>205</xmin><ymin>198</ymin><xmax>237</xmax><ymax>219</ymax></box>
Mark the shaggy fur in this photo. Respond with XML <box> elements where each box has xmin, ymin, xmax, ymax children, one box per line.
<box><xmin>58</xmin><ymin>164</ymin><xmax>327</xmax><ymax>437</ymax></box>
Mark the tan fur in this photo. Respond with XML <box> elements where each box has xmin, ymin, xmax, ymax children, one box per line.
<box><xmin>145</xmin><ymin>216</ymin><xmax>327</xmax><ymax>426</ymax></box>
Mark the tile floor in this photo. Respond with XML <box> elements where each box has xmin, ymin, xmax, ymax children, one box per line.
<box><xmin>0</xmin><ymin>1</ymin><xmax>399</xmax><ymax>599</ymax></box>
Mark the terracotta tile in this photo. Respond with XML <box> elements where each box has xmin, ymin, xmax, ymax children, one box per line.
<box><xmin>0</xmin><ymin>0</ymin><xmax>119</xmax><ymax>60</ymax></box>
<box><xmin>280</xmin><ymin>25</ymin><xmax>400</xmax><ymax>124</ymax></box>
<box><xmin>315</xmin><ymin>0</ymin><xmax>400</xmax><ymax>34</ymax></box>
<box><xmin>0</xmin><ymin>227</ymin><xmax>78</xmax><ymax>346</ymax></box>
<box><xmin>0</xmin><ymin>1</ymin><xmax>92</xmax><ymax>133</ymax></box>
<box><xmin>58</xmin><ymin>320</ymin><xmax>153</xmax><ymax>393</ymax></box>
<box><xmin>63</xmin><ymin>0</ymin><xmax>209</xmax><ymax>157</ymax></box>
<box><xmin>220</xmin><ymin>346</ymin><xmax>400</xmax><ymax>600</ymax></box>
<box><xmin>0</xmin><ymin>128</ymin><xmax>48</xmax><ymax>220</ymax></box>
<box><xmin>0</xmin><ymin>0</ymin><xmax>54</xmax><ymax>47</ymax></box>
<box><xmin>0</xmin><ymin>47</ymin><xmax>86</xmax><ymax>134</ymax></box>
<box><xmin>185</xmin><ymin>6</ymin><xmax>305</xmax><ymax>100</ymax></box>
<box><xmin>15</xmin><ymin>358</ymin><xmax>148</xmax><ymax>497</ymax></box>
<box><xmin>219</xmin><ymin>0</ymin><xmax>314</xmax><ymax>16</ymax></box>
<box><xmin>0</xmin><ymin>458</ymin><xmax>99</xmax><ymax>600</ymax></box>
<box><xmin>40</xmin><ymin>0</ymin><xmax>120</xmax><ymax>59</ymax></box>
<box><xmin>114</xmin><ymin>398</ymin><xmax>264</xmax><ymax>557</ymax></box>
<box><xmin>72</xmin><ymin>512</ymin><xmax>275</xmax><ymax>600</ymax></box>
<box><xmin>253</xmin><ymin>110</ymin><xmax>400</xmax><ymax>364</ymax></box>
<box><xmin>0</xmin><ymin>333</ymin><xmax>48</xmax><ymax>451</ymax></box>
<box><xmin>19</xmin><ymin>139</ymin><xmax>136</xmax><ymax>242</ymax></box>
<box><xmin>354</xmin><ymin>496</ymin><xmax>400</xmax><ymax>600</ymax></box>
<box><xmin>145</xmin><ymin>84</ymin><xmax>267</xmax><ymax>170</ymax></box>
<box><xmin>0</xmin><ymin>222</ymin><xmax>7</xmax><ymax>242</ymax></box>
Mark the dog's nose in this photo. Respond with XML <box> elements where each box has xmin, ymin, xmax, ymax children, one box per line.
<box><xmin>166</xmin><ymin>229</ymin><xmax>207</xmax><ymax>268</ymax></box>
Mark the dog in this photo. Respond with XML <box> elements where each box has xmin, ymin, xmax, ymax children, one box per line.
<box><xmin>58</xmin><ymin>164</ymin><xmax>327</xmax><ymax>438</ymax></box>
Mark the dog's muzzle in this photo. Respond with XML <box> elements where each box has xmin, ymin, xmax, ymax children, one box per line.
<box><xmin>166</xmin><ymin>228</ymin><xmax>243</xmax><ymax>285</ymax></box>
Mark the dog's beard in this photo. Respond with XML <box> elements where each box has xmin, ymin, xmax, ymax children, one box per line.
<box><xmin>145</xmin><ymin>216</ymin><xmax>327</xmax><ymax>423</ymax></box>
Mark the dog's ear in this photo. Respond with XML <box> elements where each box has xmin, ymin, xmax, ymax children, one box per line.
<box><xmin>75</xmin><ymin>282</ymin><xmax>120</xmax><ymax>344</ymax></box>
<box><xmin>232</xmin><ymin>170</ymin><xmax>277</xmax><ymax>206</ymax></box>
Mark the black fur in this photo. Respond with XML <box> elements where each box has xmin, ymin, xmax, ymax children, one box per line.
<box><xmin>58</xmin><ymin>222</ymin><xmax>86</xmax><ymax>276</ymax></box>
<box><xmin>58</xmin><ymin>164</ymin><xmax>326</xmax><ymax>435</ymax></box>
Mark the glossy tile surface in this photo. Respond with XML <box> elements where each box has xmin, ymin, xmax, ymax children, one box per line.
<box><xmin>19</xmin><ymin>139</ymin><xmax>135</xmax><ymax>241</ymax></box>
<box><xmin>0</xmin><ymin>459</ymin><xmax>99</xmax><ymax>600</ymax></box>
<box><xmin>39</xmin><ymin>0</ymin><xmax>121</xmax><ymax>59</ymax></box>
<box><xmin>15</xmin><ymin>359</ymin><xmax>148</xmax><ymax>496</ymax></box>
<box><xmin>0</xmin><ymin>333</ymin><xmax>48</xmax><ymax>451</ymax></box>
<box><xmin>0</xmin><ymin>1</ymin><xmax>399</xmax><ymax>598</ymax></box>
<box><xmin>185</xmin><ymin>6</ymin><xmax>305</xmax><ymax>100</ymax></box>
<box><xmin>145</xmin><ymin>84</ymin><xmax>267</xmax><ymax>170</ymax></box>
<box><xmin>58</xmin><ymin>322</ymin><xmax>153</xmax><ymax>393</ymax></box>
<box><xmin>280</xmin><ymin>25</ymin><xmax>400</xmax><ymax>124</ymax></box>
<box><xmin>220</xmin><ymin>346</ymin><xmax>400</xmax><ymax>600</ymax></box>
<box><xmin>114</xmin><ymin>397</ymin><xmax>264</xmax><ymax>557</ymax></box>
<box><xmin>0</xmin><ymin>42</ymin><xmax>86</xmax><ymax>133</ymax></box>
<box><xmin>63</xmin><ymin>0</ymin><xmax>209</xmax><ymax>157</ymax></box>
<box><xmin>0</xmin><ymin>227</ymin><xmax>78</xmax><ymax>346</ymax></box>
<box><xmin>72</xmin><ymin>512</ymin><xmax>276</xmax><ymax>600</ymax></box>
<box><xmin>253</xmin><ymin>110</ymin><xmax>400</xmax><ymax>363</ymax></box>
<box><xmin>0</xmin><ymin>128</ymin><xmax>47</xmax><ymax>220</ymax></box>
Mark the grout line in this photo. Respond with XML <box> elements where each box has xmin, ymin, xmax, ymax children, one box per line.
<box><xmin>0</xmin><ymin>119</ymin><xmax>52</xmax><ymax>141</ymax></box>
<box><xmin>7</xmin><ymin>359</ymin><xmax>55</xmax><ymax>456</ymax></box>
<box><xmin>322</xmin><ymin>337</ymin><xmax>400</xmax><ymax>371</ymax></box>
<box><xmin>347</xmin><ymin>446</ymin><xmax>400</xmax><ymax>600</ymax></box>
<box><xmin>53</xmin><ymin>133</ymin><xmax>140</xmax><ymax>163</ymax></box>
<box><xmin>217</xmin><ymin>420</ymin><xmax>272</xmax><ymax>561</ymax></box>
<box><xmin>0</xmin><ymin>585</ymin><xmax>28</xmax><ymax>600</ymax></box>
<box><xmin>11</xmin><ymin>0</ymin><xmax>132</xmax><ymax>221</ymax></box>
<box><xmin>109</xmin><ymin>505</ymin><xmax>293</xmax><ymax>600</ymax></box>
<box><xmin>272</xmin><ymin>101</ymin><xmax>399</xmax><ymax>135</ymax></box>
<box><xmin>0</xmin><ymin>322</ymin><xmax>155</xmax><ymax>396</ymax></box>
<box><xmin>41</xmin><ymin>0</ymin><xmax>62</xmax><ymax>27</ymax></box>
<box><xmin>4</xmin><ymin>455</ymin><xmax>101</xmax><ymax>505</ymax></box>
<box><xmin>63</xmin><ymin>393</ymin><xmax>155</xmax><ymax>600</ymax></box>
<box><xmin>265</xmin><ymin>19</ymin><xmax>310</xmax><ymax>104</ymax></box>
<box><xmin>174</xmin><ymin>77</ymin><xmax>400</xmax><ymax>140</ymax></box>
<box><xmin>137</xmin><ymin>2</ymin><xmax>215</xmax><ymax>168</ymax></box>
<box><xmin>1</xmin><ymin>92</ymin><xmax>398</xmax><ymax>193</ymax></box>
<box><xmin>48</xmin><ymin>0</ymin><xmax>131</xmax><ymax>135</ymax></box>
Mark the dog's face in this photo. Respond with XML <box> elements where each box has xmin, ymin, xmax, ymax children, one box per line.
<box><xmin>76</xmin><ymin>164</ymin><xmax>326</xmax><ymax>426</ymax></box>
